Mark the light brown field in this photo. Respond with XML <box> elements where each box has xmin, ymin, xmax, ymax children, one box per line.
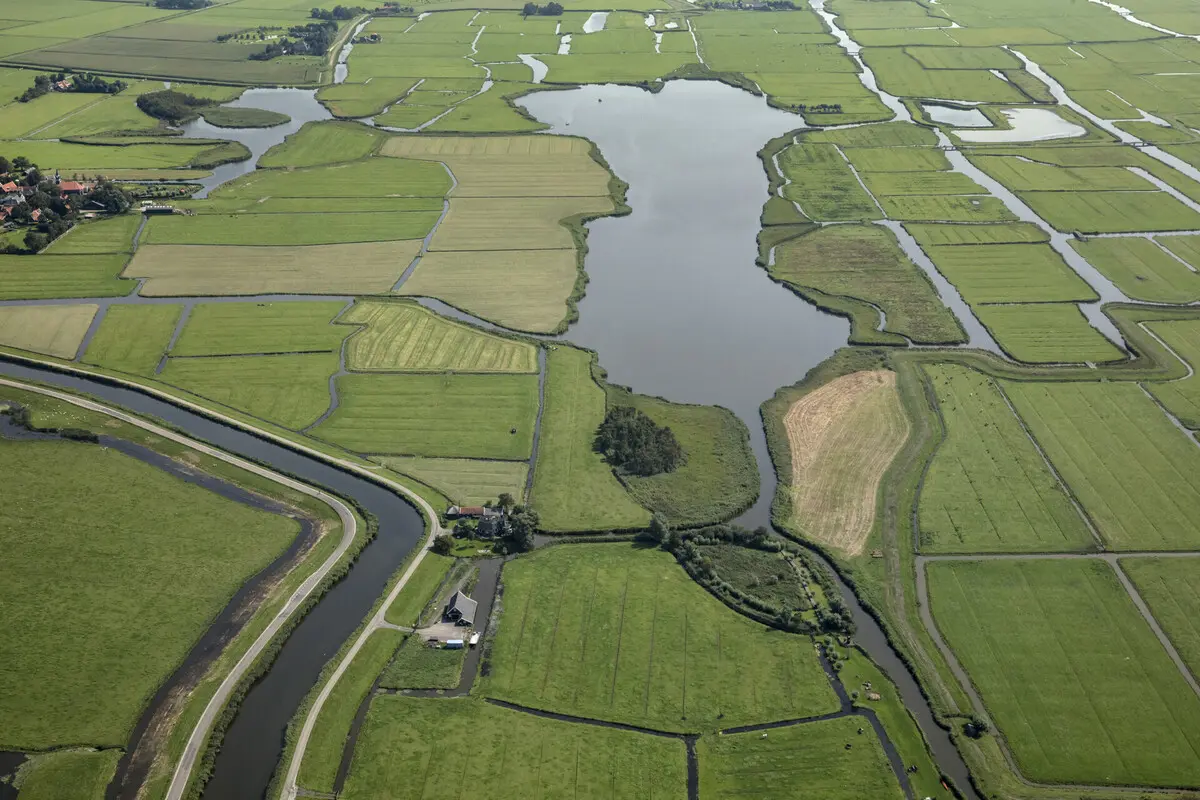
<box><xmin>380</xmin><ymin>135</ymin><xmax>611</xmax><ymax>197</ymax></box>
<box><xmin>126</xmin><ymin>242</ymin><xmax>421</xmax><ymax>296</ymax></box>
<box><xmin>784</xmin><ymin>370</ymin><xmax>909</xmax><ymax>556</ymax></box>
<box><xmin>396</xmin><ymin>249</ymin><xmax>577</xmax><ymax>333</ymax></box>
<box><xmin>429</xmin><ymin>197</ymin><xmax>612</xmax><ymax>251</ymax></box>
<box><xmin>0</xmin><ymin>304</ymin><xmax>98</xmax><ymax>359</ymax></box>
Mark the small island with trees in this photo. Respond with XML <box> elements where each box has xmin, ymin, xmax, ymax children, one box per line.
<box><xmin>595</xmin><ymin>405</ymin><xmax>684</xmax><ymax>476</ymax></box>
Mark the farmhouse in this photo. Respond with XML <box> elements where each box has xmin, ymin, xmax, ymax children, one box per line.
<box><xmin>444</xmin><ymin>590</ymin><xmax>477</xmax><ymax>626</ymax></box>
<box><xmin>447</xmin><ymin>505</ymin><xmax>501</xmax><ymax>519</ymax></box>
<box><xmin>58</xmin><ymin>181</ymin><xmax>88</xmax><ymax>195</ymax></box>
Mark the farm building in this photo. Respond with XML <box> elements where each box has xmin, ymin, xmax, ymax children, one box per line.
<box><xmin>447</xmin><ymin>505</ymin><xmax>501</xmax><ymax>519</ymax></box>
<box><xmin>445</xmin><ymin>591</ymin><xmax>477</xmax><ymax>626</ymax></box>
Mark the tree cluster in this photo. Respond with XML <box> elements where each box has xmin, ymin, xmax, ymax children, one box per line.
<box><xmin>154</xmin><ymin>0</ymin><xmax>213</xmax><ymax>8</ymax></box>
<box><xmin>71</xmin><ymin>73</ymin><xmax>128</xmax><ymax>95</ymax></box>
<box><xmin>595</xmin><ymin>406</ymin><xmax>683</xmax><ymax>477</ymax></box>
<box><xmin>521</xmin><ymin>2</ymin><xmax>564</xmax><ymax>15</ymax></box>
<box><xmin>373</xmin><ymin>2</ymin><xmax>414</xmax><ymax>14</ymax></box>
<box><xmin>17</xmin><ymin>74</ymin><xmax>56</xmax><ymax>103</ymax></box>
<box><xmin>2</xmin><ymin>157</ymin><xmax>132</xmax><ymax>253</ymax></box>
<box><xmin>136</xmin><ymin>89</ymin><xmax>214</xmax><ymax>124</ymax></box>
<box><xmin>250</xmin><ymin>20</ymin><xmax>337</xmax><ymax>59</ymax></box>
<box><xmin>797</xmin><ymin>103</ymin><xmax>842</xmax><ymax>113</ymax></box>
<box><xmin>310</xmin><ymin>5</ymin><xmax>364</xmax><ymax>19</ymax></box>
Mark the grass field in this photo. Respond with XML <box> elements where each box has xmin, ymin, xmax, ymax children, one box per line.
<box><xmin>919</xmin><ymin>364</ymin><xmax>1095</xmax><ymax>553</ymax></box>
<box><xmin>384</xmin><ymin>553</ymin><xmax>453</xmax><ymax>628</ymax></box>
<box><xmin>379</xmin><ymin>456</ymin><xmax>528</xmax><ymax>508</ymax></box>
<box><xmin>128</xmin><ymin>241</ymin><xmax>420</xmax><ymax>296</ymax></box>
<box><xmin>378</xmin><ymin>636</ymin><xmax>465</xmax><ymax>690</ymax></box>
<box><xmin>927</xmin><ymin>558</ymin><xmax>1200</xmax><ymax>786</ymax></box>
<box><xmin>924</xmin><ymin>242</ymin><xmax>1098</xmax><ymax>304</ymax></box>
<box><xmin>782</xmin><ymin>370</ymin><xmax>908</xmax><ymax>556</ymax></box>
<box><xmin>172</xmin><ymin>302</ymin><xmax>348</xmax><ymax>357</ymax></box>
<box><xmin>697</xmin><ymin>716</ymin><xmax>904</xmax><ymax>799</ymax></box>
<box><xmin>1004</xmin><ymin>380</ymin><xmax>1200</xmax><ymax>550</ymax></box>
<box><xmin>1144</xmin><ymin>319</ymin><xmax>1200</xmax><ymax>428</ymax></box>
<box><xmin>1071</xmin><ymin>238</ymin><xmax>1200</xmax><ymax>304</ymax></box>
<box><xmin>212</xmin><ymin>158</ymin><xmax>449</xmax><ymax>199</ymax></box>
<box><xmin>770</xmin><ymin>225</ymin><xmax>966</xmax><ymax>344</ymax></box>
<box><xmin>778</xmin><ymin>142</ymin><xmax>880</xmax><ymax>222</ymax></box>
<box><xmin>1022</xmin><ymin>190</ymin><xmax>1200</xmax><ymax>233</ymax></box>
<box><xmin>0</xmin><ymin>254</ymin><xmax>134</xmax><ymax>300</ymax></box>
<box><xmin>1120</xmin><ymin>557</ymin><xmax>1200</xmax><ymax>680</ymax></box>
<box><xmin>317</xmin><ymin>79</ymin><xmax>421</xmax><ymax>118</ymax></box>
<box><xmin>397</xmin><ymin>249</ymin><xmax>578</xmax><ymax>333</ymax></box>
<box><xmin>342</xmin><ymin>301</ymin><xmax>537</xmax><ymax>373</ymax></box>
<box><xmin>200</xmin><ymin>106</ymin><xmax>289</xmax><ymax>129</ymax></box>
<box><xmin>860</xmin><ymin>170</ymin><xmax>984</xmax><ymax>197</ymax></box>
<box><xmin>877</xmin><ymin>195</ymin><xmax>1017</xmax><ymax>223</ymax></box>
<box><xmin>12</xmin><ymin>750</ymin><xmax>122</xmax><ymax>800</ymax></box>
<box><xmin>46</xmin><ymin>215</ymin><xmax>140</xmax><ymax>255</ymax></box>
<box><xmin>313</xmin><ymin>373</ymin><xmax>538</xmax><ymax>458</ymax></box>
<box><xmin>429</xmin><ymin>197</ymin><xmax>612</xmax><ymax>251</ymax></box>
<box><xmin>257</xmin><ymin>121</ymin><xmax>386</xmax><ymax>168</ymax></box>
<box><xmin>606</xmin><ymin>387</ymin><xmax>757</xmax><ymax>528</ymax></box>
<box><xmin>1159</xmin><ymin>235</ymin><xmax>1200</xmax><ymax>271</ymax></box>
<box><xmin>974</xmin><ymin>304</ymin><xmax>1125</xmax><ymax>364</ymax></box>
<box><xmin>904</xmin><ymin>222</ymin><xmax>1047</xmax><ymax>246</ymax></box>
<box><xmin>0</xmin><ymin>304</ymin><xmax>96</xmax><ymax>359</ymax></box>
<box><xmin>160</xmin><ymin>353</ymin><xmax>338</xmax><ymax>429</ymax></box>
<box><xmin>0</xmin><ymin>437</ymin><xmax>297</xmax><ymax>749</ymax></box>
<box><xmin>529</xmin><ymin>347</ymin><xmax>650</xmax><ymax>532</ymax></box>
<box><xmin>342</xmin><ymin>695</ymin><xmax>688</xmax><ymax>799</ymax></box>
<box><xmin>82</xmin><ymin>304</ymin><xmax>181</xmax><ymax>376</ymax></box>
<box><xmin>481</xmin><ymin>544</ymin><xmax>839</xmax><ymax>731</ymax></box>
<box><xmin>142</xmin><ymin>212</ymin><xmax>438</xmax><ymax>246</ymax></box>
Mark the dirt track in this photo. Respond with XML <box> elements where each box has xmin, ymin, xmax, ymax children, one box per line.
<box><xmin>784</xmin><ymin>370</ymin><xmax>910</xmax><ymax>556</ymax></box>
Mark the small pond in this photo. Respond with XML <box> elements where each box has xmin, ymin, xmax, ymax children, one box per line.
<box><xmin>954</xmin><ymin>107</ymin><xmax>1086</xmax><ymax>143</ymax></box>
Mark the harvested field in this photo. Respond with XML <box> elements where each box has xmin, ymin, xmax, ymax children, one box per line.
<box><xmin>377</xmin><ymin>456</ymin><xmax>528</xmax><ymax>507</ymax></box>
<box><xmin>341</xmin><ymin>300</ymin><xmax>537</xmax><ymax>372</ymax></box>
<box><xmin>127</xmin><ymin>242</ymin><xmax>421</xmax><ymax>296</ymax></box>
<box><xmin>82</xmin><ymin>304</ymin><xmax>181</xmax><ymax>376</ymax></box>
<box><xmin>396</xmin><ymin>249</ymin><xmax>577</xmax><ymax>333</ymax></box>
<box><xmin>429</xmin><ymin>197</ymin><xmax>613</xmax><ymax>251</ymax></box>
<box><xmin>0</xmin><ymin>304</ymin><xmax>97</xmax><ymax>359</ymax></box>
<box><xmin>0</xmin><ymin>254</ymin><xmax>134</xmax><ymax>300</ymax></box>
<box><xmin>784</xmin><ymin>370</ymin><xmax>909</xmax><ymax>556</ymax></box>
<box><xmin>142</xmin><ymin>212</ymin><xmax>438</xmax><ymax>246</ymax></box>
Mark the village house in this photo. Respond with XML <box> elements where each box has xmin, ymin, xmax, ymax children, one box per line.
<box><xmin>444</xmin><ymin>591</ymin><xmax>477</xmax><ymax>626</ymax></box>
<box><xmin>446</xmin><ymin>505</ymin><xmax>502</xmax><ymax>519</ymax></box>
<box><xmin>0</xmin><ymin>180</ymin><xmax>19</xmax><ymax>194</ymax></box>
<box><xmin>58</xmin><ymin>180</ymin><xmax>88</xmax><ymax>195</ymax></box>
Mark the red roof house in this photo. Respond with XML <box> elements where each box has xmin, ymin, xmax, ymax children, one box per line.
<box><xmin>59</xmin><ymin>181</ymin><xmax>87</xmax><ymax>194</ymax></box>
<box><xmin>30</xmin><ymin>208</ymin><xmax>41</xmax><ymax>222</ymax></box>
<box><xmin>0</xmin><ymin>181</ymin><xmax>18</xmax><ymax>194</ymax></box>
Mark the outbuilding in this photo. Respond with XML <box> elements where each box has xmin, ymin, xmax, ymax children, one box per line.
<box><xmin>444</xmin><ymin>590</ymin><xmax>477</xmax><ymax>626</ymax></box>
<box><xmin>445</xmin><ymin>639</ymin><xmax>465</xmax><ymax>650</ymax></box>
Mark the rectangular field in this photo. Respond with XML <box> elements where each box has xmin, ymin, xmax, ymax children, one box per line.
<box><xmin>1144</xmin><ymin>319</ymin><xmax>1200</xmax><ymax>428</ymax></box>
<box><xmin>313</xmin><ymin>373</ymin><xmax>538</xmax><ymax>459</ymax></box>
<box><xmin>142</xmin><ymin>212</ymin><xmax>438</xmax><ymax>246</ymax></box>
<box><xmin>45</xmin><ymin>216</ymin><xmax>141</xmax><ymax>255</ymax></box>
<box><xmin>481</xmin><ymin>543</ymin><xmax>839</xmax><ymax>732</ymax></box>
<box><xmin>1120</xmin><ymin>557</ymin><xmax>1200</xmax><ymax>680</ymax></box>
<box><xmin>927</xmin><ymin>558</ymin><xmax>1200</xmax><ymax>787</ymax></box>
<box><xmin>341</xmin><ymin>695</ymin><xmax>688</xmax><ymax>800</ymax></box>
<box><xmin>429</xmin><ymin>196</ymin><xmax>612</xmax><ymax>251</ymax></box>
<box><xmin>924</xmin><ymin>243</ymin><xmax>1098</xmax><ymax>304</ymax></box>
<box><xmin>172</xmin><ymin>302</ymin><xmax>349</xmax><ymax>357</ymax></box>
<box><xmin>529</xmin><ymin>347</ymin><xmax>650</xmax><ymax>532</ymax></box>
<box><xmin>974</xmin><ymin>304</ymin><xmax>1125</xmax><ymax>364</ymax></box>
<box><xmin>0</xmin><ymin>304</ymin><xmax>97</xmax><ymax>360</ymax></box>
<box><xmin>918</xmin><ymin>364</ymin><xmax>1095</xmax><ymax>553</ymax></box>
<box><xmin>1003</xmin><ymin>380</ymin><xmax>1200</xmax><ymax>550</ymax></box>
<box><xmin>1071</xmin><ymin>238</ymin><xmax>1200</xmax><ymax>304</ymax></box>
<box><xmin>0</xmin><ymin>254</ymin><xmax>134</xmax><ymax>300</ymax></box>
<box><xmin>1021</xmin><ymin>190</ymin><xmax>1200</xmax><ymax>233</ymax></box>
<box><xmin>82</xmin><ymin>304</ymin><xmax>181</xmax><ymax>376</ymax></box>
<box><xmin>778</xmin><ymin>142</ymin><xmax>880</xmax><ymax>222</ymax></box>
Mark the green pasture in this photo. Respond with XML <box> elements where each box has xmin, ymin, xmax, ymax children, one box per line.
<box><xmin>862</xmin><ymin>48</ymin><xmax>1026</xmax><ymax>102</ymax></box>
<box><xmin>809</xmin><ymin>122</ymin><xmax>936</xmax><ymax>148</ymax></box>
<box><xmin>160</xmin><ymin>352</ymin><xmax>338</xmax><ymax>429</ymax></box>
<box><xmin>0</xmin><ymin>90</ymin><xmax>101</xmax><ymax>138</ymax></box>
<box><xmin>46</xmin><ymin>215</ymin><xmax>140</xmax><ymax>255</ymax></box>
<box><xmin>313</xmin><ymin>372</ymin><xmax>538</xmax><ymax>459</ymax></box>
<box><xmin>384</xmin><ymin>553</ymin><xmax>453</xmax><ymax>628</ymax></box>
<box><xmin>918</xmin><ymin>364</ymin><xmax>1094</xmax><ymax>553</ymax></box>
<box><xmin>200</xmin><ymin>106</ymin><xmax>290</xmax><ymax>129</ymax></box>
<box><xmin>341</xmin><ymin>695</ymin><xmax>688</xmax><ymax>799</ymax></box>
<box><xmin>843</xmin><ymin>147</ymin><xmax>951</xmax><ymax>173</ymax></box>
<box><xmin>529</xmin><ymin>347</ymin><xmax>650</xmax><ymax>532</ymax></box>
<box><xmin>317</xmin><ymin>79</ymin><xmax>421</xmax><ymax>118</ymax></box>
<box><xmin>0</xmin><ymin>437</ymin><xmax>297</xmax><ymax>749</ymax></box>
<box><xmin>974</xmin><ymin>304</ymin><xmax>1125</xmax><ymax>364</ymax></box>
<box><xmin>924</xmin><ymin>243</ymin><xmax>1097</xmax><ymax>304</ymax></box>
<box><xmin>1159</xmin><ymin>234</ymin><xmax>1200</xmax><ymax>270</ymax></box>
<box><xmin>172</xmin><ymin>301</ymin><xmax>349</xmax><ymax>357</ymax></box>
<box><xmin>2</xmin><ymin>139</ymin><xmax>246</xmax><ymax>171</ymax></box>
<box><xmin>341</xmin><ymin>301</ymin><xmax>538</xmax><ymax>373</ymax></box>
<box><xmin>697</xmin><ymin>716</ymin><xmax>904</xmax><ymax>799</ymax></box>
<box><xmin>860</xmin><ymin>170</ymin><xmax>983</xmax><ymax>196</ymax></box>
<box><xmin>30</xmin><ymin>94</ymin><xmax>164</xmax><ymax>140</ymax></box>
<box><xmin>778</xmin><ymin>142</ymin><xmax>880</xmax><ymax>222</ymax></box>
<box><xmin>969</xmin><ymin>155</ymin><xmax>1153</xmax><ymax>192</ymax></box>
<box><xmin>1071</xmin><ymin>237</ymin><xmax>1200</xmax><ymax>304</ymax></box>
<box><xmin>380</xmin><ymin>456</ymin><xmax>528</xmax><ymax>508</ymax></box>
<box><xmin>606</xmin><ymin>386</ymin><xmax>758</xmax><ymax>528</ymax></box>
<box><xmin>482</xmin><ymin>543</ymin><xmax>839</xmax><ymax>732</ymax></box>
<box><xmin>1021</xmin><ymin>190</ymin><xmax>1200</xmax><ymax>233</ymax></box>
<box><xmin>1144</xmin><ymin>318</ymin><xmax>1200</xmax><ymax>428</ymax></box>
<box><xmin>258</xmin><ymin>121</ymin><xmax>386</xmax><ymax>168</ymax></box>
<box><xmin>1121</xmin><ymin>557</ymin><xmax>1200</xmax><ymax>680</ymax></box>
<box><xmin>213</xmin><ymin>158</ymin><xmax>450</xmax><ymax>199</ymax></box>
<box><xmin>0</xmin><ymin>254</ymin><xmax>134</xmax><ymax>300</ymax></box>
<box><xmin>82</xmin><ymin>304</ymin><xmax>181</xmax><ymax>376</ymax></box>
<box><xmin>1004</xmin><ymin>379</ymin><xmax>1200</xmax><ymax>550</ymax></box>
<box><xmin>373</xmin><ymin>102</ymin><xmax>444</xmax><ymax>129</ymax></box>
<box><xmin>378</xmin><ymin>636</ymin><xmax>465</xmax><ymax>690</ymax></box>
<box><xmin>13</xmin><ymin>750</ymin><xmax>122</xmax><ymax>800</ymax></box>
<box><xmin>143</xmin><ymin>211</ymin><xmax>437</xmax><ymax>246</ymax></box>
<box><xmin>426</xmin><ymin>84</ymin><xmax>547</xmax><ymax>134</ymax></box>
<box><xmin>927</xmin><ymin>558</ymin><xmax>1200</xmax><ymax>787</ymax></box>
<box><xmin>903</xmin><ymin>222</ymin><xmax>1047</xmax><ymax>246</ymax></box>
<box><xmin>877</xmin><ymin>195</ymin><xmax>1016</xmax><ymax>223</ymax></box>
<box><xmin>771</xmin><ymin>224</ymin><xmax>966</xmax><ymax>344</ymax></box>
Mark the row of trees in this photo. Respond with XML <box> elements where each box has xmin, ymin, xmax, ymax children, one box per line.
<box><xmin>595</xmin><ymin>406</ymin><xmax>683</xmax><ymax>477</ymax></box>
<box><xmin>153</xmin><ymin>0</ymin><xmax>213</xmax><ymax>8</ymax></box>
<box><xmin>521</xmin><ymin>2</ymin><xmax>564</xmax><ymax>15</ymax></box>
<box><xmin>310</xmin><ymin>5</ymin><xmax>365</xmax><ymax>19</ymax></box>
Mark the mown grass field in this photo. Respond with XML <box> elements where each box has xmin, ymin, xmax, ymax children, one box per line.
<box><xmin>378</xmin><ymin>636</ymin><xmax>465</xmax><ymax>690</ymax></box>
<box><xmin>46</xmin><ymin>215</ymin><xmax>140</xmax><ymax>255</ymax></box>
<box><xmin>172</xmin><ymin>302</ymin><xmax>348</xmax><ymax>357</ymax></box>
<box><xmin>481</xmin><ymin>544</ymin><xmax>839</xmax><ymax>732</ymax></box>
<box><xmin>258</xmin><ymin>121</ymin><xmax>387</xmax><ymax>168</ymax></box>
<box><xmin>778</xmin><ymin>142</ymin><xmax>880</xmax><ymax>221</ymax></box>
<box><xmin>383</xmin><ymin>553</ymin><xmax>453</xmax><ymax>628</ymax></box>
<box><xmin>697</xmin><ymin>716</ymin><xmax>904</xmax><ymax>800</ymax></box>
<box><xmin>1004</xmin><ymin>380</ymin><xmax>1200</xmax><ymax>550</ymax></box>
<box><xmin>82</xmin><ymin>304</ymin><xmax>181</xmax><ymax>376</ymax></box>
<box><xmin>924</xmin><ymin>243</ymin><xmax>1098</xmax><ymax>304</ymax></box>
<box><xmin>142</xmin><ymin>212</ymin><xmax>438</xmax><ymax>246</ymax></box>
<box><xmin>1120</xmin><ymin>557</ymin><xmax>1200</xmax><ymax>680</ymax></box>
<box><xmin>0</xmin><ymin>254</ymin><xmax>134</xmax><ymax>300</ymax></box>
<box><xmin>904</xmin><ymin>221</ymin><xmax>1047</xmax><ymax>246</ymax></box>
<box><xmin>12</xmin><ymin>750</ymin><xmax>122</xmax><ymax>800</ymax></box>
<box><xmin>317</xmin><ymin>79</ymin><xmax>421</xmax><ymax>118</ymax></box>
<box><xmin>529</xmin><ymin>347</ymin><xmax>650</xmax><ymax>532</ymax></box>
<box><xmin>1071</xmin><ymin>238</ymin><xmax>1200</xmax><ymax>304</ymax></box>
<box><xmin>770</xmin><ymin>225</ymin><xmax>966</xmax><ymax>344</ymax></box>
<box><xmin>429</xmin><ymin>196</ymin><xmax>612</xmax><ymax>251</ymax></box>
<box><xmin>129</xmin><ymin>241</ymin><xmax>420</xmax><ymax>296</ymax></box>
<box><xmin>341</xmin><ymin>695</ymin><xmax>688</xmax><ymax>800</ymax></box>
<box><xmin>161</xmin><ymin>353</ymin><xmax>338</xmax><ymax>430</ymax></box>
<box><xmin>314</xmin><ymin>373</ymin><xmax>538</xmax><ymax>458</ymax></box>
<box><xmin>919</xmin><ymin>364</ymin><xmax>1094</xmax><ymax>553</ymax></box>
<box><xmin>1144</xmin><ymin>319</ymin><xmax>1200</xmax><ymax>429</ymax></box>
<box><xmin>379</xmin><ymin>456</ymin><xmax>528</xmax><ymax>508</ymax></box>
<box><xmin>342</xmin><ymin>301</ymin><xmax>537</xmax><ymax>373</ymax></box>
<box><xmin>1021</xmin><ymin>190</ymin><xmax>1200</xmax><ymax>233</ymax></box>
<box><xmin>974</xmin><ymin>304</ymin><xmax>1125</xmax><ymax>364</ymax></box>
<box><xmin>0</xmin><ymin>437</ymin><xmax>297</xmax><ymax>749</ymax></box>
<box><xmin>212</xmin><ymin>158</ymin><xmax>450</xmax><ymax>199</ymax></box>
<box><xmin>397</xmin><ymin>249</ymin><xmax>578</xmax><ymax>333</ymax></box>
<box><xmin>927</xmin><ymin>558</ymin><xmax>1200</xmax><ymax>787</ymax></box>
<box><xmin>0</xmin><ymin>304</ymin><xmax>96</xmax><ymax>359</ymax></box>
<box><xmin>877</xmin><ymin>195</ymin><xmax>1016</xmax><ymax>223</ymax></box>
